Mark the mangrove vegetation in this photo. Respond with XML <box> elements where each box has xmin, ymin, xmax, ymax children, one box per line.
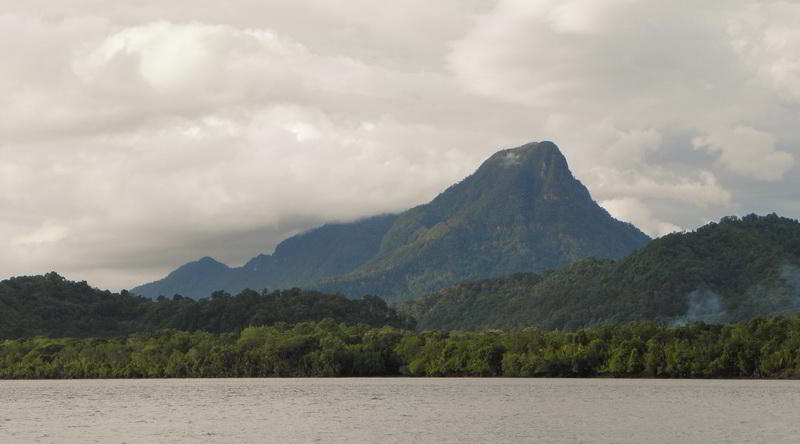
<box><xmin>2</xmin><ymin>316</ymin><xmax>800</xmax><ymax>379</ymax></box>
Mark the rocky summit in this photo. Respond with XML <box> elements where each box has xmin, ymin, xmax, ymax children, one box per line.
<box><xmin>133</xmin><ymin>141</ymin><xmax>651</xmax><ymax>300</ymax></box>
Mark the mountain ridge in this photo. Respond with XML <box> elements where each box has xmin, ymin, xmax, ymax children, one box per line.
<box><xmin>133</xmin><ymin>141</ymin><xmax>651</xmax><ymax>300</ymax></box>
<box><xmin>132</xmin><ymin>214</ymin><xmax>397</xmax><ymax>298</ymax></box>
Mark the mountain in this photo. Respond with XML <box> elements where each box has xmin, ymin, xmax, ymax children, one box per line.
<box><xmin>0</xmin><ymin>272</ymin><xmax>408</xmax><ymax>339</ymax></box>
<box><xmin>399</xmin><ymin>214</ymin><xmax>800</xmax><ymax>331</ymax></box>
<box><xmin>132</xmin><ymin>214</ymin><xmax>397</xmax><ymax>299</ymax></box>
<box><xmin>315</xmin><ymin>141</ymin><xmax>650</xmax><ymax>299</ymax></box>
<box><xmin>133</xmin><ymin>141</ymin><xmax>651</xmax><ymax>300</ymax></box>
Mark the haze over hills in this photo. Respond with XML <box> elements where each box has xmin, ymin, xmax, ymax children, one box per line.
<box><xmin>132</xmin><ymin>214</ymin><xmax>397</xmax><ymax>301</ymax></box>
<box><xmin>133</xmin><ymin>141</ymin><xmax>651</xmax><ymax>300</ymax></box>
<box><xmin>400</xmin><ymin>214</ymin><xmax>800</xmax><ymax>331</ymax></box>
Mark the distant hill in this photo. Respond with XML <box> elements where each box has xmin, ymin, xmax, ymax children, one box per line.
<box><xmin>132</xmin><ymin>214</ymin><xmax>396</xmax><ymax>299</ymax></box>
<box><xmin>0</xmin><ymin>272</ymin><xmax>156</xmax><ymax>339</ymax></box>
<box><xmin>0</xmin><ymin>273</ymin><xmax>408</xmax><ymax>339</ymax></box>
<box><xmin>400</xmin><ymin>214</ymin><xmax>800</xmax><ymax>331</ymax></box>
<box><xmin>133</xmin><ymin>141</ymin><xmax>650</xmax><ymax>300</ymax></box>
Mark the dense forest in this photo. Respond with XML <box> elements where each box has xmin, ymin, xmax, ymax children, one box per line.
<box><xmin>401</xmin><ymin>214</ymin><xmax>800</xmax><ymax>331</ymax></box>
<box><xmin>0</xmin><ymin>273</ymin><xmax>410</xmax><ymax>339</ymax></box>
<box><xmin>2</xmin><ymin>316</ymin><xmax>800</xmax><ymax>378</ymax></box>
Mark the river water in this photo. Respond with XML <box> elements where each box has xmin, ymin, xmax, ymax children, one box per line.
<box><xmin>0</xmin><ymin>378</ymin><xmax>797</xmax><ymax>443</ymax></box>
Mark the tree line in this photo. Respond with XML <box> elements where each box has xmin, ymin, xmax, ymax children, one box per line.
<box><xmin>0</xmin><ymin>273</ymin><xmax>411</xmax><ymax>339</ymax></box>
<box><xmin>2</xmin><ymin>315</ymin><xmax>800</xmax><ymax>379</ymax></box>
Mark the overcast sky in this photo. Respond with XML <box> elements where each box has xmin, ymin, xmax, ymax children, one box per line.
<box><xmin>1</xmin><ymin>0</ymin><xmax>798</xmax><ymax>290</ymax></box>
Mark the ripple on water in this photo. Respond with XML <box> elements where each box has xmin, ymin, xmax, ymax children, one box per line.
<box><xmin>0</xmin><ymin>378</ymin><xmax>798</xmax><ymax>443</ymax></box>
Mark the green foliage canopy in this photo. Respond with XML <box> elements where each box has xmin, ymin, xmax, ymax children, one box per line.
<box><xmin>0</xmin><ymin>273</ymin><xmax>411</xmax><ymax>340</ymax></box>
<box><xmin>2</xmin><ymin>316</ymin><xmax>800</xmax><ymax>379</ymax></box>
<box><xmin>401</xmin><ymin>214</ymin><xmax>800</xmax><ymax>331</ymax></box>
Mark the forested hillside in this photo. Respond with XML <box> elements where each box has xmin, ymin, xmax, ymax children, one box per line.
<box><xmin>132</xmin><ymin>214</ymin><xmax>397</xmax><ymax>299</ymax></box>
<box><xmin>0</xmin><ymin>273</ymin><xmax>409</xmax><ymax>339</ymax></box>
<box><xmin>316</xmin><ymin>141</ymin><xmax>649</xmax><ymax>300</ymax></box>
<box><xmin>135</xmin><ymin>141</ymin><xmax>650</xmax><ymax>300</ymax></box>
<box><xmin>401</xmin><ymin>214</ymin><xmax>800</xmax><ymax>331</ymax></box>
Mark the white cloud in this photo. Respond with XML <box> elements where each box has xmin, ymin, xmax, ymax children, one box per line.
<box><xmin>546</xmin><ymin>0</ymin><xmax>639</xmax><ymax>35</ymax></box>
<box><xmin>449</xmin><ymin>0</ymin><xmax>752</xmax><ymax>115</ymax></box>
<box><xmin>12</xmin><ymin>223</ymin><xmax>70</xmax><ymax>246</ymax></box>
<box><xmin>447</xmin><ymin>0</ymin><xmax>799</xmax><ymax>229</ymax></box>
<box><xmin>72</xmin><ymin>22</ymin><xmax>308</xmax><ymax>100</ymax></box>
<box><xmin>728</xmin><ymin>2</ymin><xmax>800</xmax><ymax>101</ymax></box>
<box><xmin>587</xmin><ymin>168</ymin><xmax>732</xmax><ymax>208</ymax></box>
<box><xmin>537</xmin><ymin>118</ymin><xmax>732</xmax><ymax>209</ymax></box>
<box><xmin>692</xmin><ymin>126</ymin><xmax>794</xmax><ymax>181</ymax></box>
<box><xmin>0</xmin><ymin>100</ymin><xmax>489</xmax><ymax>288</ymax></box>
<box><xmin>600</xmin><ymin>197</ymin><xmax>683</xmax><ymax>237</ymax></box>
<box><xmin>0</xmin><ymin>1</ymin><xmax>798</xmax><ymax>290</ymax></box>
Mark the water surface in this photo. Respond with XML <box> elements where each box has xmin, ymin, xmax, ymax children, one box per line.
<box><xmin>0</xmin><ymin>378</ymin><xmax>797</xmax><ymax>443</ymax></box>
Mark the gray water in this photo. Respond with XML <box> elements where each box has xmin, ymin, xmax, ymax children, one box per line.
<box><xmin>0</xmin><ymin>378</ymin><xmax>798</xmax><ymax>443</ymax></box>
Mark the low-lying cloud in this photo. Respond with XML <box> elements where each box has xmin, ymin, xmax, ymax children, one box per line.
<box><xmin>670</xmin><ymin>289</ymin><xmax>727</xmax><ymax>327</ymax></box>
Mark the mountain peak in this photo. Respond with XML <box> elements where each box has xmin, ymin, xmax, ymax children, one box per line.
<box><xmin>134</xmin><ymin>140</ymin><xmax>651</xmax><ymax>300</ymax></box>
<box><xmin>198</xmin><ymin>256</ymin><xmax>224</xmax><ymax>264</ymax></box>
<box><xmin>484</xmin><ymin>141</ymin><xmax>568</xmax><ymax>175</ymax></box>
<box><xmin>491</xmin><ymin>140</ymin><xmax>559</xmax><ymax>156</ymax></box>
<box><xmin>318</xmin><ymin>141</ymin><xmax>650</xmax><ymax>299</ymax></box>
<box><xmin>421</xmin><ymin>140</ymin><xmax>587</xmax><ymax>218</ymax></box>
<box><xmin>168</xmin><ymin>256</ymin><xmax>229</xmax><ymax>279</ymax></box>
<box><xmin>500</xmin><ymin>140</ymin><xmax>557</xmax><ymax>151</ymax></box>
